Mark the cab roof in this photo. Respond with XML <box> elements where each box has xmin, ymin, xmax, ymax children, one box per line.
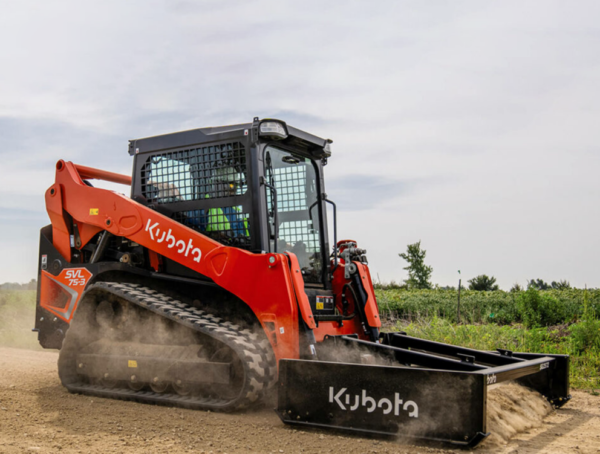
<box><xmin>128</xmin><ymin>118</ymin><xmax>330</xmax><ymax>157</ymax></box>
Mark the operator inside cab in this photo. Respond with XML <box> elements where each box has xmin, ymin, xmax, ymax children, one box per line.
<box><xmin>183</xmin><ymin>167</ymin><xmax>249</xmax><ymax>244</ymax></box>
<box><xmin>205</xmin><ymin>168</ymin><xmax>248</xmax><ymax>239</ymax></box>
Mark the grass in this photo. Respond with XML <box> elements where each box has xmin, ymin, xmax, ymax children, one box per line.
<box><xmin>390</xmin><ymin>316</ymin><xmax>600</xmax><ymax>391</ymax></box>
<box><xmin>0</xmin><ymin>289</ymin><xmax>42</xmax><ymax>350</ymax></box>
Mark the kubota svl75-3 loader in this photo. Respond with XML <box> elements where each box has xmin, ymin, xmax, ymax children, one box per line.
<box><xmin>35</xmin><ymin>117</ymin><xmax>570</xmax><ymax>446</ymax></box>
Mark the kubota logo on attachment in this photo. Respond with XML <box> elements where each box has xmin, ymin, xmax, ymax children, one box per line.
<box><xmin>329</xmin><ymin>387</ymin><xmax>419</xmax><ymax>418</ymax></box>
<box><xmin>145</xmin><ymin>219</ymin><xmax>202</xmax><ymax>263</ymax></box>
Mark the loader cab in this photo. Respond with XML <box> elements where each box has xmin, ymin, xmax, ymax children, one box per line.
<box><xmin>129</xmin><ymin>118</ymin><xmax>332</xmax><ymax>287</ymax></box>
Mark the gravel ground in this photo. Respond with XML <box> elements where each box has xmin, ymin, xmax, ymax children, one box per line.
<box><xmin>1</xmin><ymin>347</ymin><xmax>599</xmax><ymax>454</ymax></box>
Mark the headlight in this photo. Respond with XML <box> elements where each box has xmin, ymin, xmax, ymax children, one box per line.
<box><xmin>323</xmin><ymin>139</ymin><xmax>332</xmax><ymax>157</ymax></box>
<box><xmin>259</xmin><ymin>121</ymin><xmax>288</xmax><ymax>140</ymax></box>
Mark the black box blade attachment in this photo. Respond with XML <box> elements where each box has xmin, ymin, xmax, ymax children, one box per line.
<box><xmin>276</xmin><ymin>333</ymin><xmax>570</xmax><ymax>447</ymax></box>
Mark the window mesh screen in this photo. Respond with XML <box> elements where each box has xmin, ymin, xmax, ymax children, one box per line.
<box><xmin>266</xmin><ymin>163</ymin><xmax>319</xmax><ymax>253</ymax></box>
<box><xmin>264</xmin><ymin>146</ymin><xmax>322</xmax><ymax>283</ymax></box>
<box><xmin>141</xmin><ymin>142</ymin><xmax>247</xmax><ymax>204</ymax></box>
<box><xmin>274</xmin><ymin>166</ymin><xmax>308</xmax><ymax>212</ymax></box>
<box><xmin>278</xmin><ymin>220</ymin><xmax>319</xmax><ymax>253</ymax></box>
<box><xmin>173</xmin><ymin>208</ymin><xmax>250</xmax><ymax>248</ymax></box>
<box><xmin>140</xmin><ymin>142</ymin><xmax>251</xmax><ymax>249</ymax></box>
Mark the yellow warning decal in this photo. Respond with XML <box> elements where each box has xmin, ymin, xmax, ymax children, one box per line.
<box><xmin>316</xmin><ymin>302</ymin><xmax>324</xmax><ymax>310</ymax></box>
<box><xmin>89</xmin><ymin>208</ymin><xmax>99</xmax><ymax>215</ymax></box>
<box><xmin>128</xmin><ymin>360</ymin><xmax>138</xmax><ymax>368</ymax></box>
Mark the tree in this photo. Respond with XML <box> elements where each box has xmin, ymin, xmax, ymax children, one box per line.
<box><xmin>398</xmin><ymin>241</ymin><xmax>433</xmax><ymax>289</ymax></box>
<box><xmin>551</xmin><ymin>280</ymin><xmax>571</xmax><ymax>290</ymax></box>
<box><xmin>27</xmin><ymin>278</ymin><xmax>37</xmax><ymax>290</ymax></box>
<box><xmin>528</xmin><ymin>279</ymin><xmax>550</xmax><ymax>290</ymax></box>
<box><xmin>468</xmin><ymin>274</ymin><xmax>499</xmax><ymax>291</ymax></box>
<box><xmin>510</xmin><ymin>282</ymin><xmax>523</xmax><ymax>292</ymax></box>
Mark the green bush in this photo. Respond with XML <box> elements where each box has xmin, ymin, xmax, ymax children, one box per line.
<box><xmin>569</xmin><ymin>319</ymin><xmax>600</xmax><ymax>353</ymax></box>
<box><xmin>517</xmin><ymin>287</ymin><xmax>568</xmax><ymax>328</ymax></box>
<box><xmin>490</xmin><ymin>298</ymin><xmax>522</xmax><ymax>325</ymax></box>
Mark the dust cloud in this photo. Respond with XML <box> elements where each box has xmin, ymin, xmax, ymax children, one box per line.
<box><xmin>111</xmin><ymin>299</ymin><xmax>200</xmax><ymax>347</ymax></box>
<box><xmin>0</xmin><ymin>290</ymin><xmax>42</xmax><ymax>350</ymax></box>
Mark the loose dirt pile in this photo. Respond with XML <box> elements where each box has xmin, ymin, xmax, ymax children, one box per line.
<box><xmin>483</xmin><ymin>382</ymin><xmax>553</xmax><ymax>446</ymax></box>
<box><xmin>1</xmin><ymin>347</ymin><xmax>599</xmax><ymax>454</ymax></box>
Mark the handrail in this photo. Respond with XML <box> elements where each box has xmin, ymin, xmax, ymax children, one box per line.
<box><xmin>262</xmin><ymin>179</ymin><xmax>279</xmax><ymax>253</ymax></box>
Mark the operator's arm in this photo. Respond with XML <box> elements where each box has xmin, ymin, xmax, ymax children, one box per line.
<box><xmin>148</xmin><ymin>181</ymin><xmax>181</xmax><ymax>203</ymax></box>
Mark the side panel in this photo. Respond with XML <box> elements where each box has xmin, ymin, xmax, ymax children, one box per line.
<box><xmin>35</xmin><ymin>225</ymin><xmax>70</xmax><ymax>348</ymax></box>
<box><xmin>39</xmin><ymin>268</ymin><xmax>93</xmax><ymax>322</ymax></box>
<box><xmin>514</xmin><ymin>352</ymin><xmax>571</xmax><ymax>406</ymax></box>
<box><xmin>277</xmin><ymin>360</ymin><xmax>487</xmax><ymax>445</ymax></box>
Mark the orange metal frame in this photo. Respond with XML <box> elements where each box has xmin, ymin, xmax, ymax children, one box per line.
<box><xmin>45</xmin><ymin>160</ymin><xmax>381</xmax><ymax>362</ymax></box>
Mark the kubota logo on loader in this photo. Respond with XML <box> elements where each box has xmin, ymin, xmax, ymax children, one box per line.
<box><xmin>329</xmin><ymin>387</ymin><xmax>419</xmax><ymax>418</ymax></box>
<box><xmin>145</xmin><ymin>219</ymin><xmax>202</xmax><ymax>263</ymax></box>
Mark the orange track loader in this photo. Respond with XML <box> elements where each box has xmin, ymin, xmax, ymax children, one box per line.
<box><xmin>35</xmin><ymin>117</ymin><xmax>570</xmax><ymax>446</ymax></box>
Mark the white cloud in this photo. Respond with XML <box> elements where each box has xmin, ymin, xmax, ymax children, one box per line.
<box><xmin>0</xmin><ymin>0</ymin><xmax>598</xmax><ymax>288</ymax></box>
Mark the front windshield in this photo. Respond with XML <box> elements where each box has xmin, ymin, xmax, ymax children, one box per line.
<box><xmin>264</xmin><ymin>145</ymin><xmax>322</xmax><ymax>284</ymax></box>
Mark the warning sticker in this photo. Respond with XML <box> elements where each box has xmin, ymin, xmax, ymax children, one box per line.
<box><xmin>315</xmin><ymin>296</ymin><xmax>334</xmax><ymax>311</ymax></box>
<box><xmin>89</xmin><ymin>208</ymin><xmax>99</xmax><ymax>215</ymax></box>
<box><xmin>128</xmin><ymin>360</ymin><xmax>138</xmax><ymax>368</ymax></box>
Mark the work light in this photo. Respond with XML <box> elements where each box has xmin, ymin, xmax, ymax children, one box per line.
<box><xmin>259</xmin><ymin>121</ymin><xmax>288</xmax><ymax>140</ymax></box>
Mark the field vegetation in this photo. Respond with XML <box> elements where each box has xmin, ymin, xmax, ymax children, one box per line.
<box><xmin>375</xmin><ymin>286</ymin><xmax>600</xmax><ymax>325</ymax></box>
<box><xmin>377</xmin><ymin>286</ymin><xmax>600</xmax><ymax>391</ymax></box>
<box><xmin>0</xmin><ymin>289</ymin><xmax>42</xmax><ymax>350</ymax></box>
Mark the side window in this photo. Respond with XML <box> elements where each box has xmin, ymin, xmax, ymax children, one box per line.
<box><xmin>265</xmin><ymin>146</ymin><xmax>322</xmax><ymax>283</ymax></box>
<box><xmin>141</xmin><ymin>143</ymin><xmax>247</xmax><ymax>203</ymax></box>
<box><xmin>145</xmin><ymin>157</ymin><xmax>192</xmax><ymax>203</ymax></box>
<box><xmin>139</xmin><ymin>142</ymin><xmax>252</xmax><ymax>249</ymax></box>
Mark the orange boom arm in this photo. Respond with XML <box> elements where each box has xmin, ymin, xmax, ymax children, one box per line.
<box><xmin>46</xmin><ymin>160</ymin><xmax>321</xmax><ymax>362</ymax></box>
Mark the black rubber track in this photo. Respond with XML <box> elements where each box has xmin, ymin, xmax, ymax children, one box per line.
<box><xmin>58</xmin><ymin>282</ymin><xmax>276</xmax><ymax>411</ymax></box>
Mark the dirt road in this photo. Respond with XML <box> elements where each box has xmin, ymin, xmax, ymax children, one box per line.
<box><xmin>1</xmin><ymin>347</ymin><xmax>599</xmax><ymax>454</ymax></box>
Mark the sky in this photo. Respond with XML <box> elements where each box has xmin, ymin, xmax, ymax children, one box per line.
<box><xmin>1</xmin><ymin>0</ymin><xmax>599</xmax><ymax>289</ymax></box>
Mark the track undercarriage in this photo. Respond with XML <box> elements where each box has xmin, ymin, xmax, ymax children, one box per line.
<box><xmin>58</xmin><ymin>282</ymin><xmax>277</xmax><ymax>411</ymax></box>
